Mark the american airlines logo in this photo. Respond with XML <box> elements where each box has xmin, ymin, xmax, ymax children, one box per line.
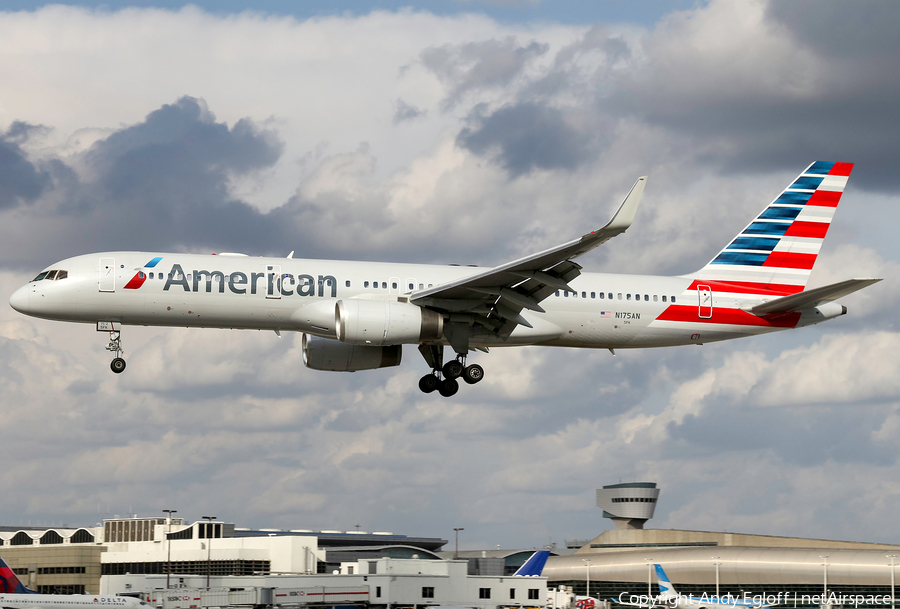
<box><xmin>161</xmin><ymin>263</ymin><xmax>338</xmax><ymax>298</ymax></box>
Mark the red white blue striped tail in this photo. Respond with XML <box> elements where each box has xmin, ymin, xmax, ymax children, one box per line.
<box><xmin>693</xmin><ymin>161</ymin><xmax>853</xmax><ymax>295</ymax></box>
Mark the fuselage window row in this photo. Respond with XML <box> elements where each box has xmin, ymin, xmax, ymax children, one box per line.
<box><xmin>555</xmin><ymin>290</ymin><xmax>676</xmax><ymax>303</ymax></box>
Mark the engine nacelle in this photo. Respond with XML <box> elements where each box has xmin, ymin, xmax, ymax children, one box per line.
<box><xmin>302</xmin><ymin>333</ymin><xmax>401</xmax><ymax>372</ymax></box>
<box><xmin>335</xmin><ymin>299</ymin><xmax>443</xmax><ymax>346</ymax></box>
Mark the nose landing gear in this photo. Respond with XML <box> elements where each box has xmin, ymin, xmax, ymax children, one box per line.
<box><xmin>100</xmin><ymin>323</ymin><xmax>126</xmax><ymax>374</ymax></box>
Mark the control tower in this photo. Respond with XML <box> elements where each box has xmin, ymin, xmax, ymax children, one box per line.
<box><xmin>596</xmin><ymin>482</ymin><xmax>659</xmax><ymax>530</ymax></box>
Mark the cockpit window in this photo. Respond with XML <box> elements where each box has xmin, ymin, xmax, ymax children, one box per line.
<box><xmin>32</xmin><ymin>272</ymin><xmax>49</xmax><ymax>282</ymax></box>
<box><xmin>57</xmin><ymin>270</ymin><xmax>68</xmax><ymax>280</ymax></box>
<box><xmin>45</xmin><ymin>270</ymin><xmax>58</xmax><ymax>280</ymax></box>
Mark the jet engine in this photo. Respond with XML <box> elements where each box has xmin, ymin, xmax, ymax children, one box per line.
<box><xmin>302</xmin><ymin>334</ymin><xmax>401</xmax><ymax>372</ymax></box>
<box><xmin>335</xmin><ymin>299</ymin><xmax>443</xmax><ymax>346</ymax></box>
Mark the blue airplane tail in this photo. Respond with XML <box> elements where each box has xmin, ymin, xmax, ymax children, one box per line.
<box><xmin>0</xmin><ymin>555</ymin><xmax>37</xmax><ymax>594</ymax></box>
<box><xmin>655</xmin><ymin>564</ymin><xmax>678</xmax><ymax>597</ymax></box>
<box><xmin>514</xmin><ymin>550</ymin><xmax>550</xmax><ymax>577</ymax></box>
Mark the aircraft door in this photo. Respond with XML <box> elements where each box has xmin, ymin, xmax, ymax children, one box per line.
<box><xmin>99</xmin><ymin>257</ymin><xmax>115</xmax><ymax>292</ymax></box>
<box><xmin>698</xmin><ymin>285</ymin><xmax>712</xmax><ymax>319</ymax></box>
<box><xmin>267</xmin><ymin>265</ymin><xmax>281</xmax><ymax>299</ymax></box>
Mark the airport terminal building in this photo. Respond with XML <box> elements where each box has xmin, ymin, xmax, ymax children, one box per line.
<box><xmin>544</xmin><ymin>483</ymin><xmax>900</xmax><ymax>607</ymax></box>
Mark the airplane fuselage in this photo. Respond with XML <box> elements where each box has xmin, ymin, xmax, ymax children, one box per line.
<box><xmin>0</xmin><ymin>594</ymin><xmax>146</xmax><ymax>609</ymax></box>
<box><xmin>10</xmin><ymin>251</ymin><xmax>825</xmax><ymax>351</ymax></box>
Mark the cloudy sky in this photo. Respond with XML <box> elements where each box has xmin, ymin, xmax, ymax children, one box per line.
<box><xmin>1</xmin><ymin>0</ymin><xmax>899</xmax><ymax>551</ymax></box>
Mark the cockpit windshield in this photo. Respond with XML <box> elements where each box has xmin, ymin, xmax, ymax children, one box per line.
<box><xmin>30</xmin><ymin>270</ymin><xmax>68</xmax><ymax>282</ymax></box>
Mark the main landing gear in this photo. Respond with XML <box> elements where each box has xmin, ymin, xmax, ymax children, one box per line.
<box><xmin>105</xmin><ymin>329</ymin><xmax>126</xmax><ymax>374</ymax></box>
<box><xmin>417</xmin><ymin>345</ymin><xmax>484</xmax><ymax>398</ymax></box>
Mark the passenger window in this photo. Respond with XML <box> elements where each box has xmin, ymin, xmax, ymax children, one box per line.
<box><xmin>627</xmin><ymin>294</ymin><xmax>632</xmax><ymax>300</ymax></box>
<box><xmin>56</xmin><ymin>270</ymin><xmax>68</xmax><ymax>280</ymax></box>
<box><xmin>617</xmin><ymin>293</ymin><xmax>622</xmax><ymax>300</ymax></box>
<box><xmin>608</xmin><ymin>293</ymin><xmax>613</xmax><ymax>299</ymax></box>
<box><xmin>138</xmin><ymin>272</ymin><xmax>145</xmax><ymax>279</ymax></box>
<box><xmin>364</xmin><ymin>281</ymin><xmax>369</xmax><ymax>288</ymax></box>
<box><xmin>564</xmin><ymin>291</ymin><xmax>569</xmax><ymax>297</ymax></box>
<box><xmin>555</xmin><ymin>290</ymin><xmax>559</xmax><ymax>297</ymax></box>
<box><xmin>644</xmin><ymin>295</ymin><xmax>649</xmax><ymax>301</ymax></box>
<box><xmin>599</xmin><ymin>292</ymin><xmax>604</xmax><ymax>299</ymax></box>
<box><xmin>45</xmin><ymin>270</ymin><xmax>58</xmax><ymax>280</ymax></box>
<box><xmin>392</xmin><ymin>282</ymin><xmax>398</xmax><ymax>289</ymax></box>
<box><xmin>419</xmin><ymin>283</ymin><xmax>424</xmax><ymax>289</ymax></box>
<box><xmin>382</xmin><ymin>282</ymin><xmax>387</xmax><ymax>289</ymax></box>
<box><xmin>582</xmin><ymin>291</ymin><xmax>587</xmax><ymax>298</ymax></box>
<box><xmin>672</xmin><ymin>296</ymin><xmax>676</xmax><ymax>303</ymax></box>
<box><xmin>408</xmin><ymin>283</ymin><xmax>414</xmax><ymax>290</ymax></box>
<box><xmin>591</xmin><ymin>292</ymin><xmax>595</xmax><ymax>299</ymax></box>
<box><xmin>428</xmin><ymin>284</ymin><xmax>433</xmax><ymax>287</ymax></box>
<box><xmin>662</xmin><ymin>295</ymin><xmax>667</xmax><ymax>302</ymax></box>
<box><xmin>653</xmin><ymin>295</ymin><xmax>658</xmax><ymax>302</ymax></box>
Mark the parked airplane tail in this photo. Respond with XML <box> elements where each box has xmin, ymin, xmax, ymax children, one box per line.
<box><xmin>654</xmin><ymin>564</ymin><xmax>678</xmax><ymax>598</ymax></box>
<box><xmin>513</xmin><ymin>550</ymin><xmax>550</xmax><ymax>577</ymax></box>
<box><xmin>693</xmin><ymin>161</ymin><xmax>853</xmax><ymax>296</ymax></box>
<box><xmin>0</xmin><ymin>556</ymin><xmax>37</xmax><ymax>594</ymax></box>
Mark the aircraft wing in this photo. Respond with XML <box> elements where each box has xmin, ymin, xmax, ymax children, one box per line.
<box><xmin>410</xmin><ymin>176</ymin><xmax>646</xmax><ymax>344</ymax></box>
<box><xmin>746</xmin><ymin>278</ymin><xmax>881</xmax><ymax>315</ymax></box>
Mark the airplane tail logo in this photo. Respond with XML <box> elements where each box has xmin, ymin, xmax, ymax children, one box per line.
<box><xmin>513</xmin><ymin>550</ymin><xmax>550</xmax><ymax>577</ymax></box>
<box><xmin>654</xmin><ymin>564</ymin><xmax>678</xmax><ymax>598</ymax></box>
<box><xmin>0</xmin><ymin>555</ymin><xmax>37</xmax><ymax>594</ymax></box>
<box><xmin>693</xmin><ymin>161</ymin><xmax>853</xmax><ymax>295</ymax></box>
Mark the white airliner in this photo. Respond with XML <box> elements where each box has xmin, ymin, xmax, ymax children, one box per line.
<box><xmin>0</xmin><ymin>557</ymin><xmax>147</xmax><ymax>609</ymax></box>
<box><xmin>8</xmin><ymin>161</ymin><xmax>880</xmax><ymax>397</ymax></box>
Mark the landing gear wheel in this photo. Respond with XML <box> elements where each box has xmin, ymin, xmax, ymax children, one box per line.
<box><xmin>438</xmin><ymin>378</ymin><xmax>459</xmax><ymax>397</ymax></box>
<box><xmin>463</xmin><ymin>363</ymin><xmax>484</xmax><ymax>385</ymax></box>
<box><xmin>442</xmin><ymin>359</ymin><xmax>464</xmax><ymax>379</ymax></box>
<box><xmin>418</xmin><ymin>374</ymin><xmax>439</xmax><ymax>393</ymax></box>
<box><xmin>110</xmin><ymin>358</ymin><xmax>126</xmax><ymax>374</ymax></box>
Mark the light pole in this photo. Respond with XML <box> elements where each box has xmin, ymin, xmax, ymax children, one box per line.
<box><xmin>162</xmin><ymin>510</ymin><xmax>177</xmax><ymax>589</ymax></box>
<box><xmin>712</xmin><ymin>556</ymin><xmax>721</xmax><ymax>599</ymax></box>
<box><xmin>202</xmin><ymin>516</ymin><xmax>216</xmax><ymax>589</ymax></box>
<box><xmin>645</xmin><ymin>558</ymin><xmax>654</xmax><ymax>598</ymax></box>
<box><xmin>819</xmin><ymin>555</ymin><xmax>829</xmax><ymax>598</ymax></box>
<box><xmin>888</xmin><ymin>555</ymin><xmax>897</xmax><ymax>609</ymax></box>
<box><xmin>453</xmin><ymin>528</ymin><xmax>464</xmax><ymax>560</ymax></box>
<box><xmin>582</xmin><ymin>559</ymin><xmax>592</xmax><ymax>599</ymax></box>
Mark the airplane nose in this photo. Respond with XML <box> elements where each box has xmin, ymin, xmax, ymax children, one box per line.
<box><xmin>8</xmin><ymin>286</ymin><xmax>30</xmax><ymax>313</ymax></box>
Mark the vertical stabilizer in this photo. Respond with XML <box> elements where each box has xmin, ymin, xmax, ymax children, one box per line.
<box><xmin>654</xmin><ymin>564</ymin><xmax>678</xmax><ymax>599</ymax></box>
<box><xmin>693</xmin><ymin>162</ymin><xmax>853</xmax><ymax>295</ymax></box>
<box><xmin>514</xmin><ymin>550</ymin><xmax>551</xmax><ymax>577</ymax></box>
<box><xmin>0</xmin><ymin>555</ymin><xmax>37</xmax><ymax>594</ymax></box>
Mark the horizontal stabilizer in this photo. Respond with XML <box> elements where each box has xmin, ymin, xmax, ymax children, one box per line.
<box><xmin>513</xmin><ymin>550</ymin><xmax>550</xmax><ymax>577</ymax></box>
<box><xmin>747</xmin><ymin>278</ymin><xmax>881</xmax><ymax>315</ymax></box>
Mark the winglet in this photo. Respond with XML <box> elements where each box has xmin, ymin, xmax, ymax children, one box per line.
<box><xmin>604</xmin><ymin>176</ymin><xmax>647</xmax><ymax>233</ymax></box>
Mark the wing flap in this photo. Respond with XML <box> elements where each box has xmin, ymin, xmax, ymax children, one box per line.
<box><xmin>747</xmin><ymin>278</ymin><xmax>881</xmax><ymax>315</ymax></box>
